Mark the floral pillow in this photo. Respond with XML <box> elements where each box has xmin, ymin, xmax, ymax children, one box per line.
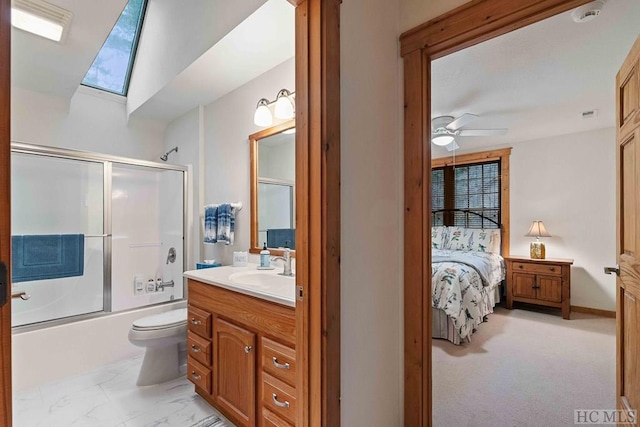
<box><xmin>431</xmin><ymin>226</ymin><xmax>448</xmax><ymax>249</ymax></box>
<box><xmin>446</xmin><ymin>227</ymin><xmax>501</xmax><ymax>253</ymax></box>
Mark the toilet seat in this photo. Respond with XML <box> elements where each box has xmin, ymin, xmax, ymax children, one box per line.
<box><xmin>132</xmin><ymin>308</ymin><xmax>187</xmax><ymax>331</ymax></box>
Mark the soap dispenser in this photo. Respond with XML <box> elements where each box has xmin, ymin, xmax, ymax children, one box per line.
<box><xmin>260</xmin><ymin>242</ymin><xmax>271</xmax><ymax>268</ymax></box>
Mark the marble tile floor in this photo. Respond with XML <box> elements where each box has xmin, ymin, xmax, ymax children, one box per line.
<box><xmin>13</xmin><ymin>355</ymin><xmax>233</xmax><ymax>427</ymax></box>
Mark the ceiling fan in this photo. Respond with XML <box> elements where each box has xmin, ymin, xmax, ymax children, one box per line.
<box><xmin>431</xmin><ymin>114</ymin><xmax>508</xmax><ymax>151</ymax></box>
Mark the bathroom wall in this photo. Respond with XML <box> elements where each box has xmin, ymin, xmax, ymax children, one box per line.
<box><xmin>164</xmin><ymin>58</ymin><xmax>295</xmax><ymax>266</ymax></box>
<box><xmin>11</xmin><ymin>86</ymin><xmax>166</xmax><ymax>160</ymax></box>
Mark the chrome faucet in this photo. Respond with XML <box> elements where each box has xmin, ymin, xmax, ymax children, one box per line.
<box><xmin>158</xmin><ymin>280</ymin><xmax>175</xmax><ymax>291</ymax></box>
<box><xmin>271</xmin><ymin>248</ymin><xmax>294</xmax><ymax>277</ymax></box>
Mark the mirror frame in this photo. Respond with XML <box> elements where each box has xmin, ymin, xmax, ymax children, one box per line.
<box><xmin>249</xmin><ymin>119</ymin><xmax>296</xmax><ymax>256</ymax></box>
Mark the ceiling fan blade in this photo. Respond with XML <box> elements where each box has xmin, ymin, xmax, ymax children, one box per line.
<box><xmin>446</xmin><ymin>113</ymin><xmax>478</xmax><ymax>131</ymax></box>
<box><xmin>458</xmin><ymin>128</ymin><xmax>508</xmax><ymax>136</ymax></box>
<box><xmin>445</xmin><ymin>140</ymin><xmax>460</xmax><ymax>152</ymax></box>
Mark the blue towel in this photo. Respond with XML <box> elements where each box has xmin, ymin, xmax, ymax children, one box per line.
<box><xmin>12</xmin><ymin>234</ymin><xmax>84</xmax><ymax>283</ymax></box>
<box><xmin>267</xmin><ymin>228</ymin><xmax>295</xmax><ymax>249</ymax></box>
<box><xmin>216</xmin><ymin>203</ymin><xmax>235</xmax><ymax>245</ymax></box>
<box><xmin>204</xmin><ymin>205</ymin><xmax>218</xmax><ymax>244</ymax></box>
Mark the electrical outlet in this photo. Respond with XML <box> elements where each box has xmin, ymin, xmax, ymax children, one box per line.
<box><xmin>134</xmin><ymin>275</ymin><xmax>145</xmax><ymax>295</ymax></box>
<box><xmin>146</xmin><ymin>278</ymin><xmax>156</xmax><ymax>293</ymax></box>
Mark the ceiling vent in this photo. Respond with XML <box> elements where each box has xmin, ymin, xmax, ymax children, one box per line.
<box><xmin>571</xmin><ymin>0</ymin><xmax>605</xmax><ymax>24</ymax></box>
<box><xmin>11</xmin><ymin>0</ymin><xmax>73</xmax><ymax>43</ymax></box>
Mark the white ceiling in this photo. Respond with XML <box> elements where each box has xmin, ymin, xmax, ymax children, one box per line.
<box><xmin>129</xmin><ymin>0</ymin><xmax>295</xmax><ymax>120</ymax></box>
<box><xmin>11</xmin><ymin>0</ymin><xmax>294</xmax><ymax>123</ymax></box>
<box><xmin>431</xmin><ymin>0</ymin><xmax>640</xmax><ymax>157</ymax></box>
<box><xmin>11</xmin><ymin>0</ymin><xmax>127</xmax><ymax>99</ymax></box>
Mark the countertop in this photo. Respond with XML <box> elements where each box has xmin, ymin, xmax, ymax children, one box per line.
<box><xmin>183</xmin><ymin>263</ymin><xmax>296</xmax><ymax>308</ymax></box>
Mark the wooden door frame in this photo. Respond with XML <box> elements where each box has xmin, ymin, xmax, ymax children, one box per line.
<box><xmin>0</xmin><ymin>1</ymin><xmax>341</xmax><ymax>426</ymax></box>
<box><xmin>0</xmin><ymin>0</ymin><xmax>10</xmax><ymax>423</ymax></box>
<box><xmin>399</xmin><ymin>0</ymin><xmax>591</xmax><ymax>425</ymax></box>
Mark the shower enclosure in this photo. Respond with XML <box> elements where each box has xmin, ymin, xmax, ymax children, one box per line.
<box><xmin>10</xmin><ymin>142</ymin><xmax>188</xmax><ymax>328</ymax></box>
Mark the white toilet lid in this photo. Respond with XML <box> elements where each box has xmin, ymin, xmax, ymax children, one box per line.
<box><xmin>132</xmin><ymin>308</ymin><xmax>187</xmax><ymax>331</ymax></box>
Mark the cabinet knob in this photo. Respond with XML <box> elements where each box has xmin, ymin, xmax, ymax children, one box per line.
<box><xmin>245</xmin><ymin>345</ymin><xmax>252</xmax><ymax>354</ymax></box>
<box><xmin>191</xmin><ymin>371</ymin><xmax>201</xmax><ymax>380</ymax></box>
<box><xmin>190</xmin><ymin>344</ymin><xmax>201</xmax><ymax>353</ymax></box>
<box><xmin>272</xmin><ymin>393</ymin><xmax>290</xmax><ymax>408</ymax></box>
<box><xmin>518</xmin><ymin>265</ymin><xmax>523</xmax><ymax>269</ymax></box>
<box><xmin>549</xmin><ymin>267</ymin><xmax>555</xmax><ymax>272</ymax></box>
<box><xmin>272</xmin><ymin>357</ymin><xmax>290</xmax><ymax>369</ymax></box>
<box><xmin>190</xmin><ymin>318</ymin><xmax>202</xmax><ymax>325</ymax></box>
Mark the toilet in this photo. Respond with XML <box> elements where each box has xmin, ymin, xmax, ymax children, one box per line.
<box><xmin>128</xmin><ymin>307</ymin><xmax>188</xmax><ymax>386</ymax></box>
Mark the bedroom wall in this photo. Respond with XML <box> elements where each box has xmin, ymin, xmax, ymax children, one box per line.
<box><xmin>510</xmin><ymin>127</ymin><xmax>617</xmax><ymax>311</ymax></box>
<box><xmin>11</xmin><ymin>86</ymin><xmax>165</xmax><ymax>160</ymax></box>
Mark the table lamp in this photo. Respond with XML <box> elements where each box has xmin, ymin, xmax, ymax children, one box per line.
<box><xmin>525</xmin><ymin>220</ymin><xmax>551</xmax><ymax>259</ymax></box>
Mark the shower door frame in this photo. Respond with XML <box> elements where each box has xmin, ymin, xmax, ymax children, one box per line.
<box><xmin>10</xmin><ymin>142</ymin><xmax>189</xmax><ymax>329</ymax></box>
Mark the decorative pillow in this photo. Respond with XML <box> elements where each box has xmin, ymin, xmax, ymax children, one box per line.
<box><xmin>431</xmin><ymin>226</ymin><xmax>448</xmax><ymax>249</ymax></box>
<box><xmin>446</xmin><ymin>227</ymin><xmax>502</xmax><ymax>253</ymax></box>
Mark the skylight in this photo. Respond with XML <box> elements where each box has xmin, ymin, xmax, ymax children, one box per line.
<box><xmin>81</xmin><ymin>0</ymin><xmax>147</xmax><ymax>96</ymax></box>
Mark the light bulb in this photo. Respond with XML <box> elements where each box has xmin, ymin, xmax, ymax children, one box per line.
<box><xmin>274</xmin><ymin>89</ymin><xmax>294</xmax><ymax>119</ymax></box>
<box><xmin>432</xmin><ymin>135</ymin><xmax>455</xmax><ymax>146</ymax></box>
<box><xmin>253</xmin><ymin>99</ymin><xmax>272</xmax><ymax>127</ymax></box>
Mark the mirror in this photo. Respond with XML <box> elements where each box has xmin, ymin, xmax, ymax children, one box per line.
<box><xmin>249</xmin><ymin>120</ymin><xmax>295</xmax><ymax>256</ymax></box>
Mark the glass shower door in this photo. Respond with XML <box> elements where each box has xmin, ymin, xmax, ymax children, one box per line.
<box><xmin>11</xmin><ymin>153</ymin><xmax>105</xmax><ymax>327</ymax></box>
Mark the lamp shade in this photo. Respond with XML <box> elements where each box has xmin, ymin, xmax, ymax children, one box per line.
<box><xmin>274</xmin><ymin>89</ymin><xmax>294</xmax><ymax>119</ymax></box>
<box><xmin>432</xmin><ymin>135</ymin><xmax>455</xmax><ymax>146</ymax></box>
<box><xmin>253</xmin><ymin>98</ymin><xmax>272</xmax><ymax>126</ymax></box>
<box><xmin>525</xmin><ymin>220</ymin><xmax>551</xmax><ymax>238</ymax></box>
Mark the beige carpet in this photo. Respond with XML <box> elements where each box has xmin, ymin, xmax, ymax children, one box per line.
<box><xmin>432</xmin><ymin>305</ymin><xmax>616</xmax><ymax>427</ymax></box>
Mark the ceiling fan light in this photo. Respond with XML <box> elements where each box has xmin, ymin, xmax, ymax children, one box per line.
<box><xmin>432</xmin><ymin>135</ymin><xmax>454</xmax><ymax>146</ymax></box>
<box><xmin>254</xmin><ymin>98</ymin><xmax>272</xmax><ymax>127</ymax></box>
<box><xmin>274</xmin><ymin>89</ymin><xmax>294</xmax><ymax>119</ymax></box>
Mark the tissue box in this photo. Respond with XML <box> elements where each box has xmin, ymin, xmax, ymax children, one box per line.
<box><xmin>196</xmin><ymin>262</ymin><xmax>221</xmax><ymax>269</ymax></box>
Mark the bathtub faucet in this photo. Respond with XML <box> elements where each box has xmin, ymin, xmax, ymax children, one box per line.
<box><xmin>158</xmin><ymin>280</ymin><xmax>175</xmax><ymax>291</ymax></box>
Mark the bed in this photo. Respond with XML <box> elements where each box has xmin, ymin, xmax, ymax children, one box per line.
<box><xmin>431</xmin><ymin>210</ymin><xmax>506</xmax><ymax>344</ymax></box>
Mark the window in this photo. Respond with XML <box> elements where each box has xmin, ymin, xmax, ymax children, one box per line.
<box><xmin>432</xmin><ymin>161</ymin><xmax>501</xmax><ymax>228</ymax></box>
<box><xmin>81</xmin><ymin>0</ymin><xmax>147</xmax><ymax>96</ymax></box>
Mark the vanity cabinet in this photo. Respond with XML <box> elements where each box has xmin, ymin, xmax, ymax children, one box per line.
<box><xmin>187</xmin><ymin>279</ymin><xmax>296</xmax><ymax>427</ymax></box>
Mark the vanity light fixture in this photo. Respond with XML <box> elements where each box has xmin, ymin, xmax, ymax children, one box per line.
<box><xmin>11</xmin><ymin>0</ymin><xmax>73</xmax><ymax>43</ymax></box>
<box><xmin>253</xmin><ymin>99</ymin><xmax>273</xmax><ymax>127</ymax></box>
<box><xmin>253</xmin><ymin>89</ymin><xmax>295</xmax><ymax>126</ymax></box>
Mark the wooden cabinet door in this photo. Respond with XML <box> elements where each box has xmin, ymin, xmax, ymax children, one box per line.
<box><xmin>512</xmin><ymin>273</ymin><xmax>536</xmax><ymax>299</ymax></box>
<box><xmin>535</xmin><ymin>275</ymin><xmax>562</xmax><ymax>303</ymax></box>
<box><xmin>213</xmin><ymin>317</ymin><xmax>256</xmax><ymax>427</ymax></box>
<box><xmin>616</xmin><ymin>33</ymin><xmax>640</xmax><ymax>424</ymax></box>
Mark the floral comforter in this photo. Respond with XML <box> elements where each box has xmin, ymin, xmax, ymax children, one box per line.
<box><xmin>432</xmin><ymin>249</ymin><xmax>505</xmax><ymax>340</ymax></box>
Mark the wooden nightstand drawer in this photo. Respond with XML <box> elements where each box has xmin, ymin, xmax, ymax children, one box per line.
<box><xmin>188</xmin><ymin>305</ymin><xmax>211</xmax><ymax>338</ymax></box>
<box><xmin>187</xmin><ymin>330</ymin><xmax>211</xmax><ymax>366</ymax></box>
<box><xmin>188</xmin><ymin>357</ymin><xmax>211</xmax><ymax>394</ymax></box>
<box><xmin>262</xmin><ymin>407</ymin><xmax>294</xmax><ymax>427</ymax></box>
<box><xmin>262</xmin><ymin>337</ymin><xmax>296</xmax><ymax>387</ymax></box>
<box><xmin>512</xmin><ymin>261</ymin><xmax>562</xmax><ymax>275</ymax></box>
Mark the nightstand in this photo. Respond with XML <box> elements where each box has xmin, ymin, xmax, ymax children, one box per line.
<box><xmin>505</xmin><ymin>256</ymin><xmax>574</xmax><ymax>319</ymax></box>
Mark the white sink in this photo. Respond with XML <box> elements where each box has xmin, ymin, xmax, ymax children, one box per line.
<box><xmin>228</xmin><ymin>270</ymin><xmax>295</xmax><ymax>288</ymax></box>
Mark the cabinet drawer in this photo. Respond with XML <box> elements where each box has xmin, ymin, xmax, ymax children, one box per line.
<box><xmin>262</xmin><ymin>373</ymin><xmax>296</xmax><ymax>425</ymax></box>
<box><xmin>261</xmin><ymin>337</ymin><xmax>296</xmax><ymax>387</ymax></box>
<box><xmin>512</xmin><ymin>262</ymin><xmax>562</xmax><ymax>276</ymax></box>
<box><xmin>262</xmin><ymin>407</ymin><xmax>293</xmax><ymax>427</ymax></box>
<box><xmin>188</xmin><ymin>357</ymin><xmax>211</xmax><ymax>394</ymax></box>
<box><xmin>187</xmin><ymin>330</ymin><xmax>211</xmax><ymax>366</ymax></box>
<box><xmin>188</xmin><ymin>305</ymin><xmax>211</xmax><ymax>338</ymax></box>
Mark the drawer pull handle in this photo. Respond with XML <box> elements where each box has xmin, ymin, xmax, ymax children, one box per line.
<box><xmin>245</xmin><ymin>345</ymin><xmax>252</xmax><ymax>354</ymax></box>
<box><xmin>191</xmin><ymin>371</ymin><xmax>201</xmax><ymax>380</ymax></box>
<box><xmin>549</xmin><ymin>267</ymin><xmax>555</xmax><ymax>272</ymax></box>
<box><xmin>272</xmin><ymin>393</ymin><xmax>290</xmax><ymax>408</ymax></box>
<box><xmin>272</xmin><ymin>357</ymin><xmax>290</xmax><ymax>370</ymax></box>
<box><xmin>518</xmin><ymin>265</ymin><xmax>523</xmax><ymax>269</ymax></box>
<box><xmin>190</xmin><ymin>318</ymin><xmax>202</xmax><ymax>325</ymax></box>
<box><xmin>191</xmin><ymin>345</ymin><xmax>201</xmax><ymax>353</ymax></box>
